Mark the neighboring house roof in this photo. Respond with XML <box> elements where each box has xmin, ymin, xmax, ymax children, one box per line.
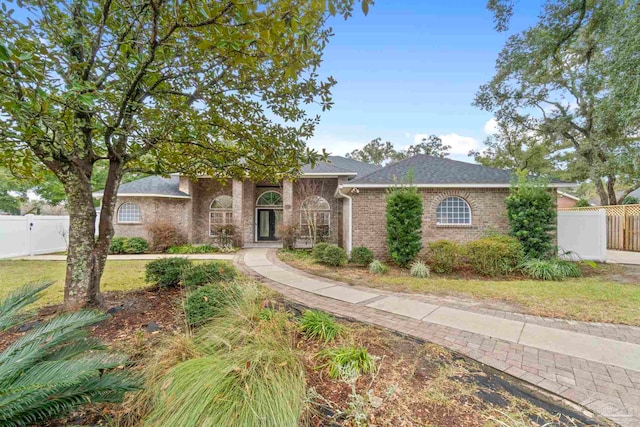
<box><xmin>93</xmin><ymin>175</ymin><xmax>190</xmax><ymax>199</ymax></box>
<box><xmin>557</xmin><ymin>191</ymin><xmax>581</xmax><ymax>201</ymax></box>
<box><xmin>343</xmin><ymin>154</ymin><xmax>572</xmax><ymax>187</ymax></box>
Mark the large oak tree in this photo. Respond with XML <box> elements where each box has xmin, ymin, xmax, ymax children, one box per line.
<box><xmin>0</xmin><ymin>0</ymin><xmax>371</xmax><ymax>309</ymax></box>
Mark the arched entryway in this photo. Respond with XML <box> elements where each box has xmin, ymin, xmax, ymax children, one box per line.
<box><xmin>255</xmin><ymin>190</ymin><xmax>283</xmax><ymax>241</ymax></box>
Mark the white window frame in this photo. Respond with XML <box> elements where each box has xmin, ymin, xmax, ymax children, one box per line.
<box><xmin>256</xmin><ymin>190</ymin><xmax>283</xmax><ymax>207</ymax></box>
<box><xmin>117</xmin><ymin>202</ymin><xmax>142</xmax><ymax>224</ymax></box>
<box><xmin>436</xmin><ymin>196</ymin><xmax>472</xmax><ymax>226</ymax></box>
<box><xmin>209</xmin><ymin>195</ymin><xmax>233</xmax><ymax>237</ymax></box>
<box><xmin>299</xmin><ymin>196</ymin><xmax>331</xmax><ymax>239</ymax></box>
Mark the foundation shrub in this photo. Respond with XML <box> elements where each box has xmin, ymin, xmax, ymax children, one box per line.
<box><xmin>466</xmin><ymin>236</ymin><xmax>523</xmax><ymax>277</ymax></box>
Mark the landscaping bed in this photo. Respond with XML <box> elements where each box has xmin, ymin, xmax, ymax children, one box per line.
<box><xmin>279</xmin><ymin>249</ymin><xmax>640</xmax><ymax>326</ymax></box>
<box><xmin>0</xmin><ymin>281</ymin><xmax>609</xmax><ymax>426</ymax></box>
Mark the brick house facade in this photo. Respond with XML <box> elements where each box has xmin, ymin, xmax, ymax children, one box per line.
<box><xmin>98</xmin><ymin>155</ymin><xmax>567</xmax><ymax>256</ymax></box>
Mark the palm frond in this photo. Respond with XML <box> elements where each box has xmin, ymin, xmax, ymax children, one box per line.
<box><xmin>0</xmin><ymin>282</ymin><xmax>52</xmax><ymax>332</ymax></box>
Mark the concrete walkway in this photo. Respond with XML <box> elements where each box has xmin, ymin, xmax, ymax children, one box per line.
<box><xmin>237</xmin><ymin>248</ymin><xmax>640</xmax><ymax>426</ymax></box>
<box><xmin>608</xmin><ymin>250</ymin><xmax>640</xmax><ymax>266</ymax></box>
<box><xmin>11</xmin><ymin>253</ymin><xmax>235</xmax><ymax>261</ymax></box>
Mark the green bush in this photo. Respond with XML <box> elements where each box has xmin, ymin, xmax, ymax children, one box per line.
<box><xmin>0</xmin><ymin>283</ymin><xmax>138</xmax><ymax>427</ymax></box>
<box><xmin>180</xmin><ymin>261</ymin><xmax>237</xmax><ymax>288</ymax></box>
<box><xmin>167</xmin><ymin>244</ymin><xmax>218</xmax><ymax>254</ymax></box>
<box><xmin>123</xmin><ymin>237</ymin><xmax>148</xmax><ymax>254</ymax></box>
<box><xmin>299</xmin><ymin>310</ymin><xmax>341</xmax><ymax>342</ymax></box>
<box><xmin>368</xmin><ymin>260</ymin><xmax>388</xmax><ymax>274</ymax></box>
<box><xmin>317</xmin><ymin>346</ymin><xmax>376</xmax><ymax>379</ymax></box>
<box><xmin>312</xmin><ymin>242</ymin><xmax>330</xmax><ymax>261</ymax></box>
<box><xmin>386</xmin><ymin>186</ymin><xmax>423</xmax><ymax>266</ymax></box>
<box><xmin>466</xmin><ymin>236</ymin><xmax>523</xmax><ymax>277</ymax></box>
<box><xmin>321</xmin><ymin>245</ymin><xmax>348</xmax><ymax>266</ymax></box>
<box><xmin>145</xmin><ymin>257</ymin><xmax>192</xmax><ymax>287</ymax></box>
<box><xmin>109</xmin><ymin>236</ymin><xmax>127</xmax><ymax>254</ymax></box>
<box><xmin>410</xmin><ymin>260</ymin><xmax>430</xmax><ymax>278</ymax></box>
<box><xmin>427</xmin><ymin>240</ymin><xmax>461</xmax><ymax>273</ymax></box>
<box><xmin>521</xmin><ymin>258</ymin><xmax>582</xmax><ymax>281</ymax></box>
<box><xmin>506</xmin><ymin>176</ymin><xmax>556</xmax><ymax>259</ymax></box>
<box><xmin>184</xmin><ymin>283</ymin><xmax>241</xmax><ymax>326</ymax></box>
<box><xmin>350</xmin><ymin>246</ymin><xmax>374</xmax><ymax>266</ymax></box>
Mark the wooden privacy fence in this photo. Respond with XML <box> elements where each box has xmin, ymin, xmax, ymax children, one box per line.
<box><xmin>560</xmin><ymin>204</ymin><xmax>640</xmax><ymax>252</ymax></box>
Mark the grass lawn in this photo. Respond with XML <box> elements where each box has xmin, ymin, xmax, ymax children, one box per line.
<box><xmin>279</xmin><ymin>250</ymin><xmax>640</xmax><ymax>326</ymax></box>
<box><xmin>0</xmin><ymin>260</ymin><xmax>150</xmax><ymax>307</ymax></box>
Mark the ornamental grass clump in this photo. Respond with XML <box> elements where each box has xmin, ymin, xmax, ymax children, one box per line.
<box><xmin>184</xmin><ymin>283</ymin><xmax>241</xmax><ymax>327</ymax></box>
<box><xmin>299</xmin><ymin>310</ymin><xmax>342</xmax><ymax>342</ymax></box>
<box><xmin>317</xmin><ymin>346</ymin><xmax>376</xmax><ymax>379</ymax></box>
<box><xmin>369</xmin><ymin>260</ymin><xmax>388</xmax><ymax>274</ymax></box>
<box><xmin>521</xmin><ymin>258</ymin><xmax>582</xmax><ymax>281</ymax></box>
<box><xmin>410</xmin><ymin>260</ymin><xmax>430</xmax><ymax>278</ymax></box>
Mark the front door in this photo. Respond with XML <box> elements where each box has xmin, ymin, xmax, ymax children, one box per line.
<box><xmin>257</xmin><ymin>209</ymin><xmax>278</xmax><ymax>241</ymax></box>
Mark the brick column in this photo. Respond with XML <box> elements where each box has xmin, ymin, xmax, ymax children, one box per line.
<box><xmin>282</xmin><ymin>179</ymin><xmax>293</xmax><ymax>226</ymax></box>
<box><xmin>232</xmin><ymin>179</ymin><xmax>244</xmax><ymax>247</ymax></box>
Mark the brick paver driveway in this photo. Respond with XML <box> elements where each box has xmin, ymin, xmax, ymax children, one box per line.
<box><xmin>236</xmin><ymin>248</ymin><xmax>640</xmax><ymax>427</ymax></box>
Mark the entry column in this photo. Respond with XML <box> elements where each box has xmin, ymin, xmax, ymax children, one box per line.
<box><xmin>232</xmin><ymin>179</ymin><xmax>244</xmax><ymax>247</ymax></box>
<box><xmin>282</xmin><ymin>180</ymin><xmax>293</xmax><ymax>227</ymax></box>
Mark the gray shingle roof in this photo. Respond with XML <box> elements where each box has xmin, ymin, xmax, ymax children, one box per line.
<box><xmin>347</xmin><ymin>155</ymin><xmax>531</xmax><ymax>185</ymax></box>
<box><xmin>301</xmin><ymin>156</ymin><xmax>381</xmax><ymax>178</ymax></box>
<box><xmin>93</xmin><ymin>175</ymin><xmax>190</xmax><ymax>198</ymax></box>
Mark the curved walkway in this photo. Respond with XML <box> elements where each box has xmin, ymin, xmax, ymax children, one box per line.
<box><xmin>236</xmin><ymin>248</ymin><xmax>640</xmax><ymax>427</ymax></box>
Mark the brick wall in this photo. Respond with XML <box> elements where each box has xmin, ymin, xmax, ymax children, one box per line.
<box><xmin>350</xmin><ymin>187</ymin><xmax>511</xmax><ymax>259</ymax></box>
<box><xmin>112</xmin><ymin>196</ymin><xmax>191</xmax><ymax>240</ymax></box>
<box><xmin>291</xmin><ymin>178</ymin><xmax>341</xmax><ymax>246</ymax></box>
<box><xmin>191</xmin><ymin>178</ymin><xmax>232</xmax><ymax>243</ymax></box>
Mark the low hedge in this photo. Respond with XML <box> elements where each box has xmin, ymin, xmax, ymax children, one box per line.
<box><xmin>466</xmin><ymin>235</ymin><xmax>523</xmax><ymax>277</ymax></box>
<box><xmin>427</xmin><ymin>240</ymin><xmax>462</xmax><ymax>274</ymax></box>
<box><xmin>321</xmin><ymin>245</ymin><xmax>348</xmax><ymax>266</ymax></box>
<box><xmin>312</xmin><ymin>242</ymin><xmax>331</xmax><ymax>262</ymax></box>
<box><xmin>145</xmin><ymin>257</ymin><xmax>192</xmax><ymax>287</ymax></box>
<box><xmin>180</xmin><ymin>261</ymin><xmax>238</xmax><ymax>288</ymax></box>
<box><xmin>350</xmin><ymin>246</ymin><xmax>374</xmax><ymax>266</ymax></box>
<box><xmin>123</xmin><ymin>237</ymin><xmax>148</xmax><ymax>254</ymax></box>
<box><xmin>184</xmin><ymin>283</ymin><xmax>241</xmax><ymax>326</ymax></box>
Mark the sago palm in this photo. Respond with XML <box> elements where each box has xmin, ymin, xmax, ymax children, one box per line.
<box><xmin>0</xmin><ymin>282</ymin><xmax>139</xmax><ymax>427</ymax></box>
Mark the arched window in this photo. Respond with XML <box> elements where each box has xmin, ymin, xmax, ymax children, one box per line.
<box><xmin>117</xmin><ymin>202</ymin><xmax>141</xmax><ymax>224</ymax></box>
<box><xmin>436</xmin><ymin>196</ymin><xmax>471</xmax><ymax>225</ymax></box>
<box><xmin>209</xmin><ymin>195</ymin><xmax>233</xmax><ymax>236</ymax></box>
<box><xmin>256</xmin><ymin>191</ymin><xmax>282</xmax><ymax>207</ymax></box>
<box><xmin>300</xmin><ymin>196</ymin><xmax>331</xmax><ymax>239</ymax></box>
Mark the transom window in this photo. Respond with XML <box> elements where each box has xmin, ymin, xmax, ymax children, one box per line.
<box><xmin>256</xmin><ymin>191</ymin><xmax>282</xmax><ymax>207</ymax></box>
<box><xmin>300</xmin><ymin>196</ymin><xmax>330</xmax><ymax>239</ymax></box>
<box><xmin>117</xmin><ymin>202</ymin><xmax>141</xmax><ymax>223</ymax></box>
<box><xmin>436</xmin><ymin>196</ymin><xmax>471</xmax><ymax>225</ymax></box>
<box><xmin>209</xmin><ymin>195</ymin><xmax>233</xmax><ymax>236</ymax></box>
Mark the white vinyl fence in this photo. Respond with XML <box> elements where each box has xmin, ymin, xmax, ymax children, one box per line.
<box><xmin>0</xmin><ymin>215</ymin><xmax>70</xmax><ymax>259</ymax></box>
<box><xmin>557</xmin><ymin>209</ymin><xmax>607</xmax><ymax>262</ymax></box>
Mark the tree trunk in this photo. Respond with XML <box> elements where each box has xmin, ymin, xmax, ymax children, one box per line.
<box><xmin>63</xmin><ymin>160</ymin><xmax>123</xmax><ymax>310</ymax></box>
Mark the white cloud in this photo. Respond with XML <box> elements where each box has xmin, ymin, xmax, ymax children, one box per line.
<box><xmin>412</xmin><ymin>133</ymin><xmax>480</xmax><ymax>158</ymax></box>
<box><xmin>413</xmin><ymin>133</ymin><xmax>430</xmax><ymax>144</ymax></box>
<box><xmin>306</xmin><ymin>136</ymin><xmax>369</xmax><ymax>156</ymax></box>
<box><xmin>484</xmin><ymin>117</ymin><xmax>498</xmax><ymax>135</ymax></box>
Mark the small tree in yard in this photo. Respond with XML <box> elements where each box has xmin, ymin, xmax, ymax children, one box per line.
<box><xmin>505</xmin><ymin>175</ymin><xmax>556</xmax><ymax>259</ymax></box>
<box><xmin>0</xmin><ymin>0</ymin><xmax>371</xmax><ymax>309</ymax></box>
<box><xmin>386</xmin><ymin>183</ymin><xmax>423</xmax><ymax>267</ymax></box>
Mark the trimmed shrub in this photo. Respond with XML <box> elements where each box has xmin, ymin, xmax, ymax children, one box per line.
<box><xmin>369</xmin><ymin>260</ymin><xmax>388</xmax><ymax>274</ymax></box>
<box><xmin>386</xmin><ymin>186</ymin><xmax>423</xmax><ymax>266</ymax></box>
<box><xmin>167</xmin><ymin>244</ymin><xmax>218</xmax><ymax>254</ymax></box>
<box><xmin>109</xmin><ymin>236</ymin><xmax>127</xmax><ymax>254</ymax></box>
<box><xmin>312</xmin><ymin>242</ymin><xmax>330</xmax><ymax>261</ymax></box>
<box><xmin>317</xmin><ymin>346</ymin><xmax>376</xmax><ymax>379</ymax></box>
<box><xmin>145</xmin><ymin>257</ymin><xmax>192</xmax><ymax>287</ymax></box>
<box><xmin>123</xmin><ymin>237</ymin><xmax>148</xmax><ymax>254</ymax></box>
<box><xmin>522</xmin><ymin>258</ymin><xmax>582</xmax><ymax>281</ymax></box>
<box><xmin>410</xmin><ymin>260</ymin><xmax>430</xmax><ymax>278</ymax></box>
<box><xmin>466</xmin><ymin>236</ymin><xmax>523</xmax><ymax>277</ymax></box>
<box><xmin>184</xmin><ymin>283</ymin><xmax>241</xmax><ymax>326</ymax></box>
<box><xmin>146</xmin><ymin>220</ymin><xmax>187</xmax><ymax>253</ymax></box>
<box><xmin>299</xmin><ymin>310</ymin><xmax>341</xmax><ymax>342</ymax></box>
<box><xmin>350</xmin><ymin>246</ymin><xmax>374</xmax><ymax>266</ymax></box>
<box><xmin>506</xmin><ymin>176</ymin><xmax>556</xmax><ymax>259</ymax></box>
<box><xmin>321</xmin><ymin>245</ymin><xmax>348</xmax><ymax>267</ymax></box>
<box><xmin>427</xmin><ymin>240</ymin><xmax>461</xmax><ymax>273</ymax></box>
<box><xmin>180</xmin><ymin>261</ymin><xmax>237</xmax><ymax>288</ymax></box>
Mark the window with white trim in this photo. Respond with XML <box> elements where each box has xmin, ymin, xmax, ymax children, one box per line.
<box><xmin>300</xmin><ymin>196</ymin><xmax>331</xmax><ymax>239</ymax></box>
<box><xmin>256</xmin><ymin>191</ymin><xmax>283</xmax><ymax>207</ymax></box>
<box><xmin>209</xmin><ymin>195</ymin><xmax>233</xmax><ymax>236</ymax></box>
<box><xmin>117</xmin><ymin>202</ymin><xmax>141</xmax><ymax>223</ymax></box>
<box><xmin>436</xmin><ymin>196</ymin><xmax>471</xmax><ymax>225</ymax></box>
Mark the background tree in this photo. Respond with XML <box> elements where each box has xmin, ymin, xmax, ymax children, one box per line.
<box><xmin>346</xmin><ymin>135</ymin><xmax>449</xmax><ymax>165</ymax></box>
<box><xmin>0</xmin><ymin>0</ymin><xmax>371</xmax><ymax>309</ymax></box>
<box><xmin>476</xmin><ymin>0</ymin><xmax>640</xmax><ymax>205</ymax></box>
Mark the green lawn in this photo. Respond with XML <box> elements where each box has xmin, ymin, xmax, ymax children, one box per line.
<box><xmin>0</xmin><ymin>260</ymin><xmax>150</xmax><ymax>307</ymax></box>
<box><xmin>279</xmin><ymin>250</ymin><xmax>640</xmax><ymax>326</ymax></box>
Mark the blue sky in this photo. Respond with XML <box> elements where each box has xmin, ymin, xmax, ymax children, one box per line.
<box><xmin>307</xmin><ymin>0</ymin><xmax>544</xmax><ymax>160</ymax></box>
